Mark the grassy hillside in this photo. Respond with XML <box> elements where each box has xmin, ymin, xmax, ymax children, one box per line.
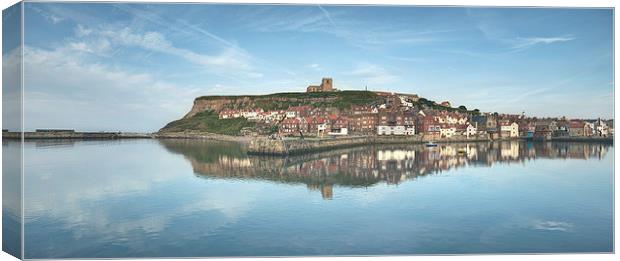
<box><xmin>195</xmin><ymin>90</ymin><xmax>376</xmax><ymax>100</ymax></box>
<box><xmin>414</xmin><ymin>97</ymin><xmax>481</xmax><ymax>115</ymax></box>
<box><xmin>160</xmin><ymin>110</ymin><xmax>255</xmax><ymax>136</ymax></box>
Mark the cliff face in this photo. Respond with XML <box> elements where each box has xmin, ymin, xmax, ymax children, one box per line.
<box><xmin>184</xmin><ymin>97</ymin><xmax>255</xmax><ymax>118</ymax></box>
<box><xmin>182</xmin><ymin>91</ymin><xmax>378</xmax><ymax>118</ymax></box>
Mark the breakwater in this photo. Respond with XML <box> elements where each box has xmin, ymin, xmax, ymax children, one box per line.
<box><xmin>155</xmin><ymin>131</ymin><xmax>251</xmax><ymax>143</ymax></box>
<box><xmin>547</xmin><ymin>136</ymin><xmax>613</xmax><ymax>143</ymax></box>
<box><xmin>248</xmin><ymin>135</ymin><xmax>491</xmax><ymax>155</ymax></box>
<box><xmin>2</xmin><ymin>131</ymin><xmax>153</xmax><ymax>140</ymax></box>
<box><xmin>248</xmin><ymin>135</ymin><xmax>614</xmax><ymax>155</ymax></box>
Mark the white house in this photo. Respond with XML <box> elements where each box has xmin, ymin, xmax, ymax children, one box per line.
<box><xmin>377</xmin><ymin>125</ymin><xmax>415</xmax><ymax>136</ymax></box>
<box><xmin>399</xmin><ymin>96</ymin><xmax>414</xmax><ymax>107</ymax></box>
<box><xmin>317</xmin><ymin>122</ymin><xmax>328</xmax><ymax>135</ymax></box>
<box><xmin>241</xmin><ymin>110</ymin><xmax>260</xmax><ymax>119</ymax></box>
<box><xmin>595</xmin><ymin>119</ymin><xmax>609</xmax><ymax>137</ymax></box>
<box><xmin>247</xmin><ymin>114</ymin><xmax>264</xmax><ymax>121</ymax></box>
<box><xmin>436</xmin><ymin>114</ymin><xmax>468</xmax><ymax>125</ymax></box>
<box><xmin>286</xmin><ymin>111</ymin><xmax>297</xmax><ymax>118</ymax></box>
<box><xmin>378</xmin><ymin>125</ymin><xmax>404</xmax><ymax>135</ymax></box>
<box><xmin>585</xmin><ymin>122</ymin><xmax>595</xmax><ymax>136</ymax></box>
<box><xmin>465</xmin><ymin>124</ymin><xmax>477</xmax><ymax>138</ymax></box>
<box><xmin>500</xmin><ymin>122</ymin><xmax>519</xmax><ymax>137</ymax></box>
<box><xmin>404</xmin><ymin>126</ymin><xmax>416</xmax><ymax>135</ymax></box>
<box><xmin>440</xmin><ymin>126</ymin><xmax>456</xmax><ymax>138</ymax></box>
<box><xmin>328</xmin><ymin>127</ymin><xmax>348</xmax><ymax>136</ymax></box>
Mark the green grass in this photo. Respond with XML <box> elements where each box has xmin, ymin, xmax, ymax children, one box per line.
<box><xmin>159</xmin><ymin>110</ymin><xmax>255</xmax><ymax>136</ymax></box>
<box><xmin>415</xmin><ymin>97</ymin><xmax>480</xmax><ymax>115</ymax></box>
<box><xmin>196</xmin><ymin>90</ymin><xmax>373</xmax><ymax>100</ymax></box>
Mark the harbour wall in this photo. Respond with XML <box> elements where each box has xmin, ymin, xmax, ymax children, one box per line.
<box><xmin>248</xmin><ymin>135</ymin><xmax>614</xmax><ymax>155</ymax></box>
<box><xmin>2</xmin><ymin>131</ymin><xmax>153</xmax><ymax>140</ymax></box>
<box><xmin>154</xmin><ymin>131</ymin><xmax>251</xmax><ymax>143</ymax></box>
<box><xmin>248</xmin><ymin>135</ymin><xmax>491</xmax><ymax>155</ymax></box>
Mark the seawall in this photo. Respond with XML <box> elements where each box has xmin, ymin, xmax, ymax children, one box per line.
<box><xmin>248</xmin><ymin>135</ymin><xmax>491</xmax><ymax>155</ymax></box>
<box><xmin>155</xmin><ymin>131</ymin><xmax>251</xmax><ymax>143</ymax></box>
<box><xmin>545</xmin><ymin>136</ymin><xmax>613</xmax><ymax>143</ymax></box>
<box><xmin>2</xmin><ymin>131</ymin><xmax>154</xmax><ymax>140</ymax></box>
<box><xmin>248</xmin><ymin>135</ymin><xmax>614</xmax><ymax>155</ymax></box>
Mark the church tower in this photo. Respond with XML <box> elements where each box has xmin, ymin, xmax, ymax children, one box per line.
<box><xmin>321</xmin><ymin>78</ymin><xmax>333</xmax><ymax>91</ymax></box>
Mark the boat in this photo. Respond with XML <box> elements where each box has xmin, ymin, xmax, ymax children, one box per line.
<box><xmin>425</xmin><ymin>141</ymin><xmax>438</xmax><ymax>147</ymax></box>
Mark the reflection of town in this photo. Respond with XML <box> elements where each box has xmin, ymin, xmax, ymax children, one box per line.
<box><xmin>159</xmin><ymin>139</ymin><xmax>611</xmax><ymax>200</ymax></box>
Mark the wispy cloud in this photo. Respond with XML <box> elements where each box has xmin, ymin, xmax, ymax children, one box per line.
<box><xmin>49</xmin><ymin>14</ymin><xmax>65</xmax><ymax>24</ymax></box>
<box><xmin>21</xmin><ymin>45</ymin><xmax>203</xmax><ymax>131</ymax></box>
<box><xmin>386</xmin><ymin>55</ymin><xmax>426</xmax><ymax>63</ymax></box>
<box><xmin>111</xmin><ymin>27</ymin><xmax>253</xmax><ymax>70</ymax></box>
<box><xmin>509</xmin><ymin>36</ymin><xmax>575</xmax><ymax>52</ymax></box>
<box><xmin>113</xmin><ymin>4</ymin><xmax>241</xmax><ymax>50</ymax></box>
<box><xmin>307</xmin><ymin>63</ymin><xmax>323</xmax><ymax>71</ymax></box>
<box><xmin>440</xmin><ymin>35</ymin><xmax>575</xmax><ymax>58</ymax></box>
<box><xmin>345</xmin><ymin>63</ymin><xmax>399</xmax><ymax>86</ymax></box>
<box><xmin>68</xmin><ymin>40</ymin><xmax>111</xmax><ymax>54</ymax></box>
<box><xmin>111</xmin><ymin>5</ymin><xmax>302</xmax><ymax>78</ymax></box>
<box><xmin>35</xmin><ymin>4</ymin><xmax>265</xmax><ymax>79</ymax></box>
<box><xmin>466</xmin><ymin>77</ymin><xmax>573</xmax><ymax>111</ymax></box>
<box><xmin>74</xmin><ymin>24</ymin><xmax>93</xmax><ymax>37</ymax></box>
<box><xmin>243</xmin><ymin>6</ymin><xmax>449</xmax><ymax>49</ymax></box>
<box><xmin>27</xmin><ymin>3</ymin><xmax>108</xmax><ymax>31</ymax></box>
<box><xmin>245</xmin><ymin>6</ymin><xmax>331</xmax><ymax>32</ymax></box>
<box><xmin>317</xmin><ymin>5</ymin><xmax>337</xmax><ymax>28</ymax></box>
<box><xmin>467</xmin><ymin>8</ymin><xmax>576</xmax><ymax>53</ymax></box>
<box><xmin>29</xmin><ymin>4</ymin><xmax>67</xmax><ymax>24</ymax></box>
<box><xmin>69</xmin><ymin>24</ymin><xmax>260</xmax><ymax>78</ymax></box>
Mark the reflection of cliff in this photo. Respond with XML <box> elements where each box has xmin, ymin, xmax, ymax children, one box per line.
<box><xmin>158</xmin><ymin>139</ymin><xmax>248</xmax><ymax>163</ymax></box>
<box><xmin>185</xmin><ymin>145</ymin><xmax>385</xmax><ymax>189</ymax></box>
<box><xmin>159</xmin><ymin>140</ymin><xmax>611</xmax><ymax>199</ymax></box>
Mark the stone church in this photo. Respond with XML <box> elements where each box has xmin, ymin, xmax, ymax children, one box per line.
<box><xmin>306</xmin><ymin>78</ymin><xmax>336</xmax><ymax>93</ymax></box>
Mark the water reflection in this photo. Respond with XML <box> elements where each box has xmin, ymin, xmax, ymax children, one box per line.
<box><xmin>15</xmin><ymin>139</ymin><xmax>613</xmax><ymax>257</ymax></box>
<box><xmin>159</xmin><ymin>140</ymin><xmax>611</xmax><ymax>199</ymax></box>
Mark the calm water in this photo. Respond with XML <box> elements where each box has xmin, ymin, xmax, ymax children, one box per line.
<box><xmin>6</xmin><ymin>139</ymin><xmax>614</xmax><ymax>258</ymax></box>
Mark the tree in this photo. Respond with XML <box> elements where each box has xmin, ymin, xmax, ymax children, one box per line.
<box><xmin>458</xmin><ymin>105</ymin><xmax>467</xmax><ymax>111</ymax></box>
<box><xmin>269</xmin><ymin>125</ymin><xmax>279</xmax><ymax>134</ymax></box>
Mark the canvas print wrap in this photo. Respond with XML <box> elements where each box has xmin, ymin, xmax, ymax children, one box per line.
<box><xmin>2</xmin><ymin>2</ymin><xmax>23</xmax><ymax>259</ymax></box>
<box><xmin>1</xmin><ymin>1</ymin><xmax>615</xmax><ymax>259</ymax></box>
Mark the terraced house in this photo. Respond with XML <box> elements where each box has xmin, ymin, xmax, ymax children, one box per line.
<box><xmin>499</xmin><ymin>120</ymin><xmax>519</xmax><ymax>138</ymax></box>
<box><xmin>376</xmin><ymin>111</ymin><xmax>415</xmax><ymax>136</ymax></box>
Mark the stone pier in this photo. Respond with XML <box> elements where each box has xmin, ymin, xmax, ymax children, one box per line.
<box><xmin>248</xmin><ymin>135</ymin><xmax>491</xmax><ymax>155</ymax></box>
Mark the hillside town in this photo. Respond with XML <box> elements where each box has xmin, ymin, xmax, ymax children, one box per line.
<box><xmin>218</xmin><ymin>78</ymin><xmax>614</xmax><ymax>140</ymax></box>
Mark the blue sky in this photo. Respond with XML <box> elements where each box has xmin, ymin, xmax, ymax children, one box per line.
<box><xmin>9</xmin><ymin>3</ymin><xmax>614</xmax><ymax>131</ymax></box>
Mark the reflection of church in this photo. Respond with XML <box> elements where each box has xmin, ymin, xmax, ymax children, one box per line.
<box><xmin>308</xmin><ymin>184</ymin><xmax>333</xmax><ymax>199</ymax></box>
<box><xmin>159</xmin><ymin>139</ymin><xmax>611</xmax><ymax>200</ymax></box>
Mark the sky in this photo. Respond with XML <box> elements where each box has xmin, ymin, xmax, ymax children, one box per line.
<box><xmin>3</xmin><ymin>3</ymin><xmax>614</xmax><ymax>132</ymax></box>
